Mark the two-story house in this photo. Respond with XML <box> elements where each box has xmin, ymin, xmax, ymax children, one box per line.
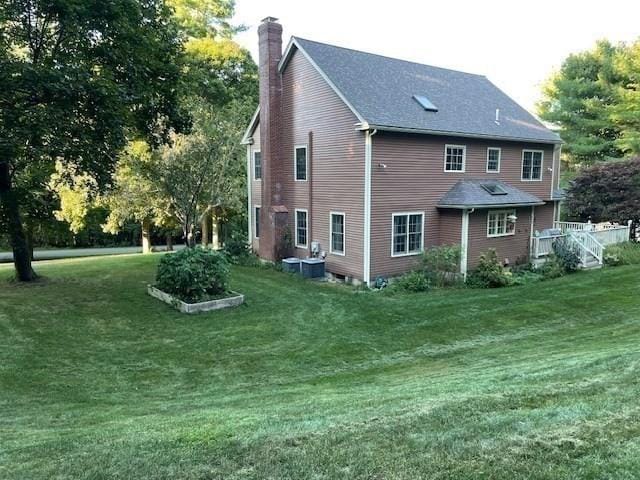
<box><xmin>242</xmin><ymin>17</ymin><xmax>564</xmax><ymax>285</ymax></box>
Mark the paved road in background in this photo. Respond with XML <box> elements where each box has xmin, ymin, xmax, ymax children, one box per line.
<box><xmin>0</xmin><ymin>245</ymin><xmax>184</xmax><ymax>263</ymax></box>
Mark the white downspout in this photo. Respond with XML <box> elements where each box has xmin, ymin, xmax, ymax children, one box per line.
<box><xmin>460</xmin><ymin>208</ymin><xmax>471</xmax><ymax>278</ymax></box>
<box><xmin>363</xmin><ymin>129</ymin><xmax>377</xmax><ymax>286</ymax></box>
<box><xmin>246</xmin><ymin>145</ymin><xmax>253</xmax><ymax>246</ymax></box>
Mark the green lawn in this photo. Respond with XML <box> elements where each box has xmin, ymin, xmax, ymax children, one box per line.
<box><xmin>1</xmin><ymin>255</ymin><xmax>640</xmax><ymax>479</ymax></box>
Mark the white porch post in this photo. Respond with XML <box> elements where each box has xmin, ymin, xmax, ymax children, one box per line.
<box><xmin>460</xmin><ymin>209</ymin><xmax>470</xmax><ymax>278</ymax></box>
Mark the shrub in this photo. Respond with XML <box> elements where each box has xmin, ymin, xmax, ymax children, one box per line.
<box><xmin>552</xmin><ymin>238</ymin><xmax>581</xmax><ymax>272</ymax></box>
<box><xmin>222</xmin><ymin>233</ymin><xmax>251</xmax><ymax>263</ymax></box>
<box><xmin>604</xmin><ymin>242</ymin><xmax>640</xmax><ymax>266</ymax></box>
<box><xmin>466</xmin><ymin>249</ymin><xmax>512</xmax><ymax>288</ymax></box>
<box><xmin>156</xmin><ymin>247</ymin><xmax>230</xmax><ymax>303</ymax></box>
<box><xmin>539</xmin><ymin>255</ymin><xmax>565</xmax><ymax>280</ymax></box>
<box><xmin>390</xmin><ymin>271</ymin><xmax>430</xmax><ymax>293</ymax></box>
<box><xmin>422</xmin><ymin>244</ymin><xmax>462</xmax><ymax>287</ymax></box>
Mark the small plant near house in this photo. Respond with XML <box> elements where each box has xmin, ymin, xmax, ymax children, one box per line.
<box><xmin>538</xmin><ymin>255</ymin><xmax>566</xmax><ymax>280</ymax></box>
<box><xmin>552</xmin><ymin>238</ymin><xmax>581</xmax><ymax>272</ymax></box>
<box><xmin>422</xmin><ymin>244</ymin><xmax>462</xmax><ymax>287</ymax></box>
<box><xmin>156</xmin><ymin>247</ymin><xmax>230</xmax><ymax>303</ymax></box>
<box><xmin>389</xmin><ymin>271</ymin><xmax>430</xmax><ymax>293</ymax></box>
<box><xmin>466</xmin><ymin>249</ymin><xmax>512</xmax><ymax>288</ymax></box>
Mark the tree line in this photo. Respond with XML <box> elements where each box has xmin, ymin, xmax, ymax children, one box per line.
<box><xmin>0</xmin><ymin>0</ymin><xmax>257</xmax><ymax>281</ymax></box>
<box><xmin>538</xmin><ymin>38</ymin><xmax>640</xmax><ymax>227</ymax></box>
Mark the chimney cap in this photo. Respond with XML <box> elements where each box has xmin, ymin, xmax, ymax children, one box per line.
<box><xmin>261</xmin><ymin>16</ymin><xmax>279</xmax><ymax>23</ymax></box>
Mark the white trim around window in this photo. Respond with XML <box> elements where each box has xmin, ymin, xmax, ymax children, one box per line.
<box><xmin>294</xmin><ymin>208</ymin><xmax>308</xmax><ymax>248</ymax></box>
<box><xmin>253</xmin><ymin>149</ymin><xmax>262</xmax><ymax>181</ymax></box>
<box><xmin>329</xmin><ymin>211</ymin><xmax>346</xmax><ymax>256</ymax></box>
<box><xmin>486</xmin><ymin>147</ymin><xmax>501</xmax><ymax>173</ymax></box>
<box><xmin>294</xmin><ymin>145</ymin><xmax>308</xmax><ymax>181</ymax></box>
<box><xmin>391</xmin><ymin>211</ymin><xmax>425</xmax><ymax>257</ymax></box>
<box><xmin>444</xmin><ymin>144</ymin><xmax>466</xmax><ymax>172</ymax></box>
<box><xmin>487</xmin><ymin>209</ymin><xmax>517</xmax><ymax>237</ymax></box>
<box><xmin>253</xmin><ymin>205</ymin><xmax>261</xmax><ymax>239</ymax></box>
<box><xmin>521</xmin><ymin>149</ymin><xmax>544</xmax><ymax>181</ymax></box>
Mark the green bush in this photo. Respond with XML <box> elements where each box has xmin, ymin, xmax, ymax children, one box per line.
<box><xmin>422</xmin><ymin>244</ymin><xmax>462</xmax><ymax>287</ymax></box>
<box><xmin>222</xmin><ymin>234</ymin><xmax>251</xmax><ymax>263</ymax></box>
<box><xmin>604</xmin><ymin>242</ymin><xmax>640</xmax><ymax>266</ymax></box>
<box><xmin>539</xmin><ymin>255</ymin><xmax>565</xmax><ymax>280</ymax></box>
<box><xmin>156</xmin><ymin>247</ymin><xmax>230</xmax><ymax>303</ymax></box>
<box><xmin>467</xmin><ymin>249</ymin><xmax>512</xmax><ymax>288</ymax></box>
<box><xmin>390</xmin><ymin>271</ymin><xmax>430</xmax><ymax>293</ymax></box>
<box><xmin>552</xmin><ymin>238</ymin><xmax>581</xmax><ymax>272</ymax></box>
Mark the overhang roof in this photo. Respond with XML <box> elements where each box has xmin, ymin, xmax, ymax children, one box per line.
<box><xmin>437</xmin><ymin>179</ymin><xmax>545</xmax><ymax>209</ymax></box>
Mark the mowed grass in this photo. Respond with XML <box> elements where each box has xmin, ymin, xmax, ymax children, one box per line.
<box><xmin>1</xmin><ymin>255</ymin><xmax>640</xmax><ymax>479</ymax></box>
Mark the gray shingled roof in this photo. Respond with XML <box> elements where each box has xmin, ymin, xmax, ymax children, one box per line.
<box><xmin>437</xmin><ymin>179</ymin><xmax>545</xmax><ymax>209</ymax></box>
<box><xmin>292</xmin><ymin>38</ymin><xmax>561</xmax><ymax>144</ymax></box>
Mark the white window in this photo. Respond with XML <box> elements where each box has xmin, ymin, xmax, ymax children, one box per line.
<box><xmin>294</xmin><ymin>146</ymin><xmax>307</xmax><ymax>181</ymax></box>
<box><xmin>254</xmin><ymin>206</ymin><xmax>260</xmax><ymax>238</ymax></box>
<box><xmin>392</xmin><ymin>212</ymin><xmax>424</xmax><ymax>256</ymax></box>
<box><xmin>253</xmin><ymin>150</ymin><xmax>262</xmax><ymax>180</ymax></box>
<box><xmin>522</xmin><ymin>150</ymin><xmax>543</xmax><ymax>181</ymax></box>
<box><xmin>444</xmin><ymin>145</ymin><xmax>466</xmax><ymax>172</ymax></box>
<box><xmin>486</xmin><ymin>147</ymin><xmax>501</xmax><ymax>173</ymax></box>
<box><xmin>487</xmin><ymin>209</ymin><xmax>516</xmax><ymax>237</ymax></box>
<box><xmin>295</xmin><ymin>209</ymin><xmax>308</xmax><ymax>247</ymax></box>
<box><xmin>330</xmin><ymin>212</ymin><xmax>345</xmax><ymax>255</ymax></box>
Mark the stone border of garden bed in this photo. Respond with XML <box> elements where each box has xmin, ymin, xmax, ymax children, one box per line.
<box><xmin>147</xmin><ymin>285</ymin><xmax>244</xmax><ymax>314</ymax></box>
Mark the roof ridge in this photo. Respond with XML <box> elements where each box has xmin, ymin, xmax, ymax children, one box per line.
<box><xmin>292</xmin><ymin>36</ymin><xmax>487</xmax><ymax>78</ymax></box>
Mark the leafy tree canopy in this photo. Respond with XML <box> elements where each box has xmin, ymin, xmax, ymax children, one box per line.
<box><xmin>565</xmin><ymin>157</ymin><xmax>640</xmax><ymax>223</ymax></box>
<box><xmin>167</xmin><ymin>0</ymin><xmax>238</xmax><ymax>39</ymax></box>
<box><xmin>539</xmin><ymin>39</ymin><xmax>640</xmax><ymax>164</ymax></box>
<box><xmin>0</xmin><ymin>0</ymin><xmax>188</xmax><ymax>280</ymax></box>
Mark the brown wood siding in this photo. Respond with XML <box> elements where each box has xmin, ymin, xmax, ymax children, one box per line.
<box><xmin>467</xmin><ymin>207</ymin><xmax>532</xmax><ymax>269</ymax></box>
<box><xmin>439</xmin><ymin>210</ymin><xmax>462</xmax><ymax>246</ymax></box>
<box><xmin>370</xmin><ymin>132</ymin><xmax>556</xmax><ymax>278</ymax></box>
<box><xmin>260</xmin><ymin>48</ymin><xmax>365</xmax><ymax>278</ymax></box>
<box><xmin>534</xmin><ymin>202</ymin><xmax>555</xmax><ymax>234</ymax></box>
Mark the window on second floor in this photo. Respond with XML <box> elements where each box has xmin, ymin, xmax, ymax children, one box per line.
<box><xmin>444</xmin><ymin>145</ymin><xmax>466</xmax><ymax>172</ymax></box>
<box><xmin>295</xmin><ymin>146</ymin><xmax>307</xmax><ymax>181</ymax></box>
<box><xmin>253</xmin><ymin>151</ymin><xmax>262</xmax><ymax>180</ymax></box>
<box><xmin>486</xmin><ymin>147</ymin><xmax>501</xmax><ymax>173</ymax></box>
<box><xmin>522</xmin><ymin>150</ymin><xmax>543</xmax><ymax>181</ymax></box>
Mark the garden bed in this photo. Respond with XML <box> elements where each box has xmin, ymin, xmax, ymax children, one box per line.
<box><xmin>147</xmin><ymin>285</ymin><xmax>244</xmax><ymax>314</ymax></box>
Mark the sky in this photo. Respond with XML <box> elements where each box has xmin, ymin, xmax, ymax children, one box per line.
<box><xmin>232</xmin><ymin>0</ymin><xmax>640</xmax><ymax>114</ymax></box>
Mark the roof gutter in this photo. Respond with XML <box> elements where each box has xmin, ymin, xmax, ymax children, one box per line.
<box><xmin>437</xmin><ymin>202</ymin><xmax>545</xmax><ymax>210</ymax></box>
<box><xmin>356</xmin><ymin>123</ymin><xmax>563</xmax><ymax>145</ymax></box>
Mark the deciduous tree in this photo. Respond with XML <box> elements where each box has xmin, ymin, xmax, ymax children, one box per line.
<box><xmin>0</xmin><ymin>0</ymin><xmax>187</xmax><ymax>280</ymax></box>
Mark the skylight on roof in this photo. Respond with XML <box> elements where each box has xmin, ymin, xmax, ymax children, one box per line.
<box><xmin>413</xmin><ymin>95</ymin><xmax>438</xmax><ymax>112</ymax></box>
<box><xmin>481</xmin><ymin>183</ymin><xmax>508</xmax><ymax>195</ymax></box>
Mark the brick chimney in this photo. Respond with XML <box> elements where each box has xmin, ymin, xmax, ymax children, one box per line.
<box><xmin>258</xmin><ymin>17</ymin><xmax>288</xmax><ymax>261</ymax></box>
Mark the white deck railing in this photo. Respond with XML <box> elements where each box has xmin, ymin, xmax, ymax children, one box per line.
<box><xmin>532</xmin><ymin>220</ymin><xmax>630</xmax><ymax>265</ymax></box>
